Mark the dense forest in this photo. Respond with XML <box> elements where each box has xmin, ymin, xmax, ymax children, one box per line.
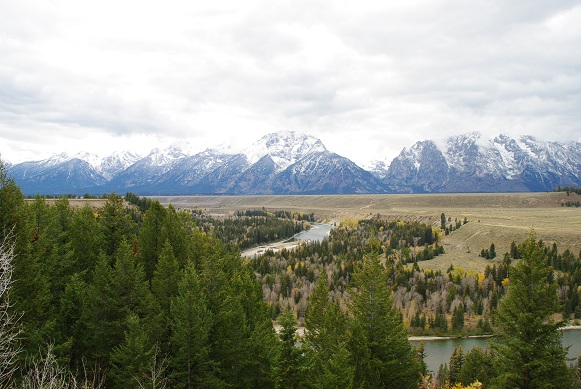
<box><xmin>1</xmin><ymin>159</ymin><xmax>580</xmax><ymax>388</ymax></box>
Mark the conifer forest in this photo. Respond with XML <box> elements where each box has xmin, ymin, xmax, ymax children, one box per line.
<box><xmin>1</xmin><ymin>160</ymin><xmax>581</xmax><ymax>388</ymax></box>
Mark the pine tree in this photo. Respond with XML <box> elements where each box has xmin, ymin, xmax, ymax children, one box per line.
<box><xmin>100</xmin><ymin>193</ymin><xmax>135</xmax><ymax>258</ymax></box>
<box><xmin>0</xmin><ymin>159</ymin><xmax>26</xmax><ymax>248</ymax></box>
<box><xmin>275</xmin><ymin>309</ymin><xmax>305</xmax><ymax>389</ymax></box>
<box><xmin>170</xmin><ymin>264</ymin><xmax>220</xmax><ymax>388</ymax></box>
<box><xmin>56</xmin><ymin>273</ymin><xmax>89</xmax><ymax>370</ymax></box>
<box><xmin>151</xmin><ymin>240</ymin><xmax>179</xmax><ymax>353</ymax></box>
<box><xmin>217</xmin><ymin>265</ymin><xmax>277</xmax><ymax>388</ymax></box>
<box><xmin>448</xmin><ymin>346</ymin><xmax>464</xmax><ymax>385</ymax></box>
<box><xmin>451</xmin><ymin>304</ymin><xmax>464</xmax><ymax>332</ymax></box>
<box><xmin>85</xmin><ymin>240</ymin><xmax>158</xmax><ymax>365</ymax></box>
<box><xmin>109</xmin><ymin>313</ymin><xmax>155</xmax><ymax>388</ymax></box>
<box><xmin>69</xmin><ymin>204</ymin><xmax>103</xmax><ymax>278</ymax></box>
<box><xmin>491</xmin><ymin>233</ymin><xmax>572</xmax><ymax>388</ymax></box>
<box><xmin>458</xmin><ymin>347</ymin><xmax>494</xmax><ymax>388</ymax></box>
<box><xmin>138</xmin><ymin>201</ymin><xmax>168</xmax><ymax>280</ymax></box>
<box><xmin>304</xmin><ymin>273</ymin><xmax>353</xmax><ymax>388</ymax></box>
<box><xmin>348</xmin><ymin>252</ymin><xmax>421</xmax><ymax>388</ymax></box>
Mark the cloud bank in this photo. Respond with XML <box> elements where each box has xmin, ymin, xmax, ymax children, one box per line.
<box><xmin>1</xmin><ymin>0</ymin><xmax>580</xmax><ymax>165</ymax></box>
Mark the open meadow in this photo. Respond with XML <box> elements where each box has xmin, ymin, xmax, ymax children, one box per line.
<box><xmin>153</xmin><ymin>192</ymin><xmax>581</xmax><ymax>273</ymax></box>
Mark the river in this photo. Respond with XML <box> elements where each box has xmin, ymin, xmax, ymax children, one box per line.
<box><xmin>241</xmin><ymin>222</ymin><xmax>332</xmax><ymax>258</ymax></box>
<box><xmin>288</xmin><ymin>222</ymin><xmax>333</xmax><ymax>242</ymax></box>
<box><xmin>410</xmin><ymin>329</ymin><xmax>581</xmax><ymax>373</ymax></box>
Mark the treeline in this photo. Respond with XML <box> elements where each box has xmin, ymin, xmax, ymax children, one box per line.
<box><xmin>192</xmin><ymin>210</ymin><xmax>310</xmax><ymax>249</ymax></box>
<box><xmin>235</xmin><ymin>208</ymin><xmax>315</xmax><ymax>222</ymax></box>
<box><xmin>25</xmin><ymin>193</ymin><xmax>111</xmax><ymax>199</ymax></box>
<box><xmin>555</xmin><ymin>186</ymin><xmax>581</xmax><ymax>195</ymax></box>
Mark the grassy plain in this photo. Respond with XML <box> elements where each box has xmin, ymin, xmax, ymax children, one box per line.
<box><xmin>153</xmin><ymin>192</ymin><xmax>581</xmax><ymax>273</ymax></box>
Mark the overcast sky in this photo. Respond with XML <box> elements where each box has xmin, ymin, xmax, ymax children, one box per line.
<box><xmin>1</xmin><ymin>0</ymin><xmax>580</xmax><ymax>166</ymax></box>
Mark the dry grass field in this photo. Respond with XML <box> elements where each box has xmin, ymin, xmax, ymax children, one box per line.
<box><xmin>154</xmin><ymin>192</ymin><xmax>581</xmax><ymax>273</ymax></box>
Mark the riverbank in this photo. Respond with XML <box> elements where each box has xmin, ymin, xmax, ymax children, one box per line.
<box><xmin>408</xmin><ymin>325</ymin><xmax>581</xmax><ymax>341</ymax></box>
<box><xmin>408</xmin><ymin>334</ymin><xmax>493</xmax><ymax>341</ymax></box>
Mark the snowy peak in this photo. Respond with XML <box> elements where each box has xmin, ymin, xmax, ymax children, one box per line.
<box><xmin>144</xmin><ymin>144</ymin><xmax>189</xmax><ymax>167</ymax></box>
<box><xmin>6</xmin><ymin>130</ymin><xmax>581</xmax><ymax>195</ymax></box>
<box><xmin>245</xmin><ymin>131</ymin><xmax>327</xmax><ymax>171</ymax></box>
<box><xmin>383</xmin><ymin>132</ymin><xmax>581</xmax><ymax>192</ymax></box>
<box><xmin>97</xmin><ymin>151</ymin><xmax>142</xmax><ymax>180</ymax></box>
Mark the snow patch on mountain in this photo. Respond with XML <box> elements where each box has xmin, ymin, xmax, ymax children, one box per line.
<box><xmin>245</xmin><ymin>131</ymin><xmax>327</xmax><ymax>172</ymax></box>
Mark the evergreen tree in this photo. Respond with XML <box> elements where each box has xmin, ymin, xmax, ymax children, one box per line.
<box><xmin>170</xmin><ymin>264</ymin><xmax>220</xmax><ymax>388</ymax></box>
<box><xmin>69</xmin><ymin>204</ymin><xmax>103</xmax><ymax>279</ymax></box>
<box><xmin>304</xmin><ymin>273</ymin><xmax>353</xmax><ymax>388</ymax></box>
<box><xmin>151</xmin><ymin>240</ymin><xmax>179</xmax><ymax>353</ymax></box>
<box><xmin>275</xmin><ymin>309</ymin><xmax>306</xmax><ymax>389</ymax></box>
<box><xmin>458</xmin><ymin>347</ymin><xmax>494</xmax><ymax>388</ymax></box>
<box><xmin>109</xmin><ymin>313</ymin><xmax>155</xmax><ymax>388</ymax></box>
<box><xmin>100</xmin><ymin>193</ymin><xmax>135</xmax><ymax>258</ymax></box>
<box><xmin>56</xmin><ymin>273</ymin><xmax>89</xmax><ymax>370</ymax></box>
<box><xmin>0</xmin><ymin>159</ymin><xmax>26</xmax><ymax>248</ymax></box>
<box><xmin>448</xmin><ymin>346</ymin><xmax>464</xmax><ymax>385</ymax></box>
<box><xmin>489</xmin><ymin>242</ymin><xmax>496</xmax><ymax>259</ymax></box>
<box><xmin>85</xmin><ymin>240</ymin><xmax>158</xmax><ymax>366</ymax></box>
<box><xmin>138</xmin><ymin>201</ymin><xmax>168</xmax><ymax>280</ymax></box>
<box><xmin>348</xmin><ymin>252</ymin><xmax>421</xmax><ymax>388</ymax></box>
<box><xmin>491</xmin><ymin>233</ymin><xmax>572</xmax><ymax>388</ymax></box>
<box><xmin>451</xmin><ymin>304</ymin><xmax>464</xmax><ymax>331</ymax></box>
<box><xmin>218</xmin><ymin>265</ymin><xmax>277</xmax><ymax>388</ymax></box>
<box><xmin>84</xmin><ymin>253</ymin><xmax>116</xmax><ymax>363</ymax></box>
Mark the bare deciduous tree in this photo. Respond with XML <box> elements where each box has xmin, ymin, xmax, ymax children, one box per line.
<box><xmin>0</xmin><ymin>235</ymin><xmax>21</xmax><ymax>387</ymax></box>
<box><xmin>134</xmin><ymin>345</ymin><xmax>169</xmax><ymax>389</ymax></box>
<box><xmin>22</xmin><ymin>344</ymin><xmax>73</xmax><ymax>389</ymax></box>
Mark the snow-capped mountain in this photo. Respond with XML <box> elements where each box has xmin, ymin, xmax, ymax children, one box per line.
<box><xmin>96</xmin><ymin>151</ymin><xmax>142</xmax><ymax>180</ymax></box>
<box><xmin>5</xmin><ymin>131</ymin><xmax>581</xmax><ymax>195</ymax></box>
<box><xmin>272</xmin><ymin>151</ymin><xmax>385</xmax><ymax>194</ymax></box>
<box><xmin>8</xmin><ymin>154</ymin><xmax>107</xmax><ymax>195</ymax></box>
<box><xmin>380</xmin><ymin>132</ymin><xmax>581</xmax><ymax>193</ymax></box>
<box><xmin>245</xmin><ymin>131</ymin><xmax>327</xmax><ymax>172</ymax></box>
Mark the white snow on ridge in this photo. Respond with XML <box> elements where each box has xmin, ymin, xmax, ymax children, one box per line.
<box><xmin>244</xmin><ymin>131</ymin><xmax>327</xmax><ymax>171</ymax></box>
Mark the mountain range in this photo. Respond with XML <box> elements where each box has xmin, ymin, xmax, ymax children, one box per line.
<box><xmin>5</xmin><ymin>131</ymin><xmax>581</xmax><ymax>195</ymax></box>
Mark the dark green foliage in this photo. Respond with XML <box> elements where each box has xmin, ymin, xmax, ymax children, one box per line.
<box><xmin>491</xmin><ymin>233</ymin><xmax>572</xmax><ymax>388</ymax></box>
<box><xmin>276</xmin><ymin>309</ymin><xmax>306</xmax><ymax>389</ymax></box>
<box><xmin>458</xmin><ymin>347</ymin><xmax>495</xmax><ymax>387</ymax></box>
<box><xmin>0</xmin><ymin>160</ymin><xmax>26</xmax><ymax>246</ymax></box>
<box><xmin>100</xmin><ymin>193</ymin><xmax>136</xmax><ymax>257</ymax></box>
<box><xmin>554</xmin><ymin>186</ymin><xmax>581</xmax><ymax>195</ymax></box>
<box><xmin>195</xmin><ymin>209</ymin><xmax>310</xmax><ymax>249</ymax></box>
<box><xmin>304</xmin><ymin>274</ymin><xmax>353</xmax><ymax>388</ymax></box>
<box><xmin>138</xmin><ymin>201</ymin><xmax>168</xmax><ymax>279</ymax></box>
<box><xmin>125</xmin><ymin>192</ymin><xmax>155</xmax><ymax>213</ymax></box>
<box><xmin>451</xmin><ymin>304</ymin><xmax>465</xmax><ymax>331</ymax></box>
<box><xmin>480</xmin><ymin>242</ymin><xmax>497</xmax><ymax>259</ymax></box>
<box><xmin>170</xmin><ymin>264</ymin><xmax>219</xmax><ymax>388</ymax></box>
<box><xmin>109</xmin><ymin>313</ymin><xmax>155</xmax><ymax>388</ymax></box>
<box><xmin>448</xmin><ymin>346</ymin><xmax>464</xmax><ymax>385</ymax></box>
<box><xmin>348</xmin><ymin>252</ymin><xmax>422</xmax><ymax>388</ymax></box>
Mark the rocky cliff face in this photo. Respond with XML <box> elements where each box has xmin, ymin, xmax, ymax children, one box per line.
<box><xmin>379</xmin><ymin>132</ymin><xmax>581</xmax><ymax>193</ymax></box>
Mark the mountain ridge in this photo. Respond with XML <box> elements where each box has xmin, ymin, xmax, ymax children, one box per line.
<box><xmin>6</xmin><ymin>131</ymin><xmax>581</xmax><ymax>195</ymax></box>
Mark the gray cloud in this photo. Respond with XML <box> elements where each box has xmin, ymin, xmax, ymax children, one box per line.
<box><xmin>0</xmin><ymin>0</ymin><xmax>580</xmax><ymax>165</ymax></box>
